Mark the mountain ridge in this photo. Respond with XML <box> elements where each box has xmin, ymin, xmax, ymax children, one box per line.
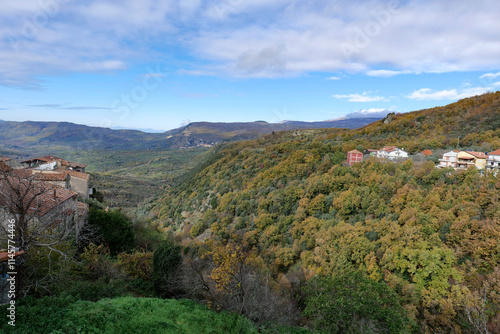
<box><xmin>0</xmin><ymin>117</ymin><xmax>381</xmax><ymax>152</ymax></box>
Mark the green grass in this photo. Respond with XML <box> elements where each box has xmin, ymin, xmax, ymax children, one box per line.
<box><xmin>0</xmin><ymin>296</ymin><xmax>313</xmax><ymax>333</ymax></box>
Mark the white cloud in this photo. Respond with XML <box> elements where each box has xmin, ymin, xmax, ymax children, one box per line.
<box><xmin>366</xmin><ymin>70</ymin><xmax>408</xmax><ymax>77</ymax></box>
<box><xmin>480</xmin><ymin>72</ymin><xmax>500</xmax><ymax>79</ymax></box>
<box><xmin>332</xmin><ymin>92</ymin><xmax>387</xmax><ymax>102</ymax></box>
<box><xmin>345</xmin><ymin>108</ymin><xmax>394</xmax><ymax>118</ymax></box>
<box><xmin>326</xmin><ymin>76</ymin><xmax>340</xmax><ymax>80</ymax></box>
<box><xmin>2</xmin><ymin>0</ymin><xmax>500</xmax><ymax>85</ymax></box>
<box><xmin>407</xmin><ymin>86</ymin><xmax>492</xmax><ymax>101</ymax></box>
<box><xmin>184</xmin><ymin>0</ymin><xmax>500</xmax><ymax>77</ymax></box>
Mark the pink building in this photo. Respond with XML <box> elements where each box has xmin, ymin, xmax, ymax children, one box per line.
<box><xmin>347</xmin><ymin>150</ymin><xmax>363</xmax><ymax>167</ymax></box>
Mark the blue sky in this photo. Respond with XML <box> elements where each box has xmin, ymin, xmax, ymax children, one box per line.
<box><xmin>1</xmin><ymin>0</ymin><xmax>500</xmax><ymax>132</ymax></box>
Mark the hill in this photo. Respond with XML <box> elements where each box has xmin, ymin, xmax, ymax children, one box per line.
<box><xmin>154</xmin><ymin>92</ymin><xmax>500</xmax><ymax>332</ymax></box>
<box><xmin>0</xmin><ymin>118</ymin><xmax>380</xmax><ymax>153</ymax></box>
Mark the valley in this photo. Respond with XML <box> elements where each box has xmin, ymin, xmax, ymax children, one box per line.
<box><xmin>2</xmin><ymin>93</ymin><xmax>500</xmax><ymax>333</ymax></box>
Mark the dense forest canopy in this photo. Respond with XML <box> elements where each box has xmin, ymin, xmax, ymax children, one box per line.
<box><xmin>154</xmin><ymin>92</ymin><xmax>500</xmax><ymax>332</ymax></box>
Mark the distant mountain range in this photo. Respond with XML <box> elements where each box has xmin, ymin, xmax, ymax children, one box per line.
<box><xmin>0</xmin><ymin>117</ymin><xmax>381</xmax><ymax>152</ymax></box>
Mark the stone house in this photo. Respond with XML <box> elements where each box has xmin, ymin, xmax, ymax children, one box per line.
<box><xmin>19</xmin><ymin>156</ymin><xmax>90</xmax><ymax>199</ymax></box>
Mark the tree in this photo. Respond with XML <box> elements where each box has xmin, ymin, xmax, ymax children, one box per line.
<box><xmin>303</xmin><ymin>271</ymin><xmax>415</xmax><ymax>334</ymax></box>
<box><xmin>153</xmin><ymin>238</ymin><xmax>182</xmax><ymax>297</ymax></box>
<box><xmin>0</xmin><ymin>168</ymin><xmax>81</xmax><ymax>296</ymax></box>
<box><xmin>88</xmin><ymin>207</ymin><xmax>135</xmax><ymax>255</ymax></box>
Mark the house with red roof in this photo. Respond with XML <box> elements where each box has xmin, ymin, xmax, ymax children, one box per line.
<box><xmin>0</xmin><ymin>176</ymin><xmax>80</xmax><ymax>224</ymax></box>
<box><xmin>486</xmin><ymin>149</ymin><xmax>500</xmax><ymax>174</ymax></box>
<box><xmin>456</xmin><ymin>151</ymin><xmax>487</xmax><ymax>170</ymax></box>
<box><xmin>19</xmin><ymin>156</ymin><xmax>90</xmax><ymax>198</ymax></box>
<box><xmin>376</xmin><ymin>146</ymin><xmax>409</xmax><ymax>160</ymax></box>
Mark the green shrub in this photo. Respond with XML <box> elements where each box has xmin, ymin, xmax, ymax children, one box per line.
<box><xmin>88</xmin><ymin>207</ymin><xmax>135</xmax><ymax>255</ymax></box>
<box><xmin>153</xmin><ymin>239</ymin><xmax>182</xmax><ymax>297</ymax></box>
<box><xmin>303</xmin><ymin>271</ymin><xmax>416</xmax><ymax>334</ymax></box>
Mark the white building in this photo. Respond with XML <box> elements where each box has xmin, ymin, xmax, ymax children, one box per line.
<box><xmin>438</xmin><ymin>151</ymin><xmax>459</xmax><ymax>168</ymax></box>
<box><xmin>376</xmin><ymin>146</ymin><xmax>409</xmax><ymax>160</ymax></box>
<box><xmin>486</xmin><ymin>149</ymin><xmax>500</xmax><ymax>174</ymax></box>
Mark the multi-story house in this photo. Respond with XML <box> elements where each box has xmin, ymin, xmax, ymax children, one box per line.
<box><xmin>347</xmin><ymin>150</ymin><xmax>363</xmax><ymax>167</ymax></box>
<box><xmin>456</xmin><ymin>151</ymin><xmax>487</xmax><ymax>169</ymax></box>
<box><xmin>456</xmin><ymin>151</ymin><xmax>477</xmax><ymax>169</ymax></box>
<box><xmin>486</xmin><ymin>149</ymin><xmax>500</xmax><ymax>174</ymax></box>
<box><xmin>438</xmin><ymin>151</ymin><xmax>459</xmax><ymax>168</ymax></box>
<box><xmin>468</xmin><ymin>151</ymin><xmax>487</xmax><ymax>169</ymax></box>
<box><xmin>376</xmin><ymin>146</ymin><xmax>409</xmax><ymax>160</ymax></box>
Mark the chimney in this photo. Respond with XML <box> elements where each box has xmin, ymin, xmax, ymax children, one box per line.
<box><xmin>53</xmin><ymin>188</ymin><xmax>57</xmax><ymax>200</ymax></box>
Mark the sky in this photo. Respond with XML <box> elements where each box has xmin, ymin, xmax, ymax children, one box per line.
<box><xmin>1</xmin><ymin>0</ymin><xmax>500</xmax><ymax>132</ymax></box>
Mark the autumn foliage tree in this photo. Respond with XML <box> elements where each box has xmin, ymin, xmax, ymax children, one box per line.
<box><xmin>155</xmin><ymin>91</ymin><xmax>500</xmax><ymax>331</ymax></box>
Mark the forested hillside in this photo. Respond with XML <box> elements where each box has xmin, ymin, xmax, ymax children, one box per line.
<box><xmin>0</xmin><ymin>118</ymin><xmax>379</xmax><ymax>153</ymax></box>
<box><xmin>155</xmin><ymin>92</ymin><xmax>500</xmax><ymax>332</ymax></box>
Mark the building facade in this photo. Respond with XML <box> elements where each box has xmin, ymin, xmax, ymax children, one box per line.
<box><xmin>438</xmin><ymin>151</ymin><xmax>459</xmax><ymax>168</ymax></box>
<box><xmin>376</xmin><ymin>146</ymin><xmax>409</xmax><ymax>160</ymax></box>
<box><xmin>347</xmin><ymin>150</ymin><xmax>363</xmax><ymax>167</ymax></box>
<box><xmin>486</xmin><ymin>149</ymin><xmax>500</xmax><ymax>174</ymax></box>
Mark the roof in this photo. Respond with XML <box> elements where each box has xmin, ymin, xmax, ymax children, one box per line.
<box><xmin>69</xmin><ymin>162</ymin><xmax>87</xmax><ymax>169</ymax></box>
<box><xmin>348</xmin><ymin>150</ymin><xmax>363</xmax><ymax>155</ymax></box>
<box><xmin>66</xmin><ymin>169</ymin><xmax>90</xmax><ymax>181</ymax></box>
<box><xmin>380</xmin><ymin>146</ymin><xmax>397</xmax><ymax>152</ymax></box>
<box><xmin>32</xmin><ymin>185</ymin><xmax>77</xmax><ymax>216</ymax></box>
<box><xmin>467</xmin><ymin>151</ymin><xmax>487</xmax><ymax>159</ymax></box>
<box><xmin>20</xmin><ymin>156</ymin><xmax>68</xmax><ymax>165</ymax></box>
<box><xmin>0</xmin><ymin>251</ymin><xmax>25</xmax><ymax>263</ymax></box>
<box><xmin>0</xmin><ymin>177</ymin><xmax>78</xmax><ymax>217</ymax></box>
<box><xmin>487</xmin><ymin>149</ymin><xmax>500</xmax><ymax>156</ymax></box>
<box><xmin>28</xmin><ymin>170</ymin><xmax>69</xmax><ymax>181</ymax></box>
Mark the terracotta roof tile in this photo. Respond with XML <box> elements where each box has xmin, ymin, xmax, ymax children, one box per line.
<box><xmin>20</xmin><ymin>156</ymin><xmax>69</xmax><ymax>165</ymax></box>
<box><xmin>65</xmin><ymin>169</ymin><xmax>90</xmax><ymax>181</ymax></box>
<box><xmin>487</xmin><ymin>149</ymin><xmax>500</xmax><ymax>156</ymax></box>
<box><xmin>29</xmin><ymin>170</ymin><xmax>69</xmax><ymax>181</ymax></box>
<box><xmin>69</xmin><ymin>162</ymin><xmax>87</xmax><ymax>168</ymax></box>
<box><xmin>467</xmin><ymin>151</ymin><xmax>487</xmax><ymax>159</ymax></box>
<box><xmin>0</xmin><ymin>177</ymin><xmax>77</xmax><ymax>217</ymax></box>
